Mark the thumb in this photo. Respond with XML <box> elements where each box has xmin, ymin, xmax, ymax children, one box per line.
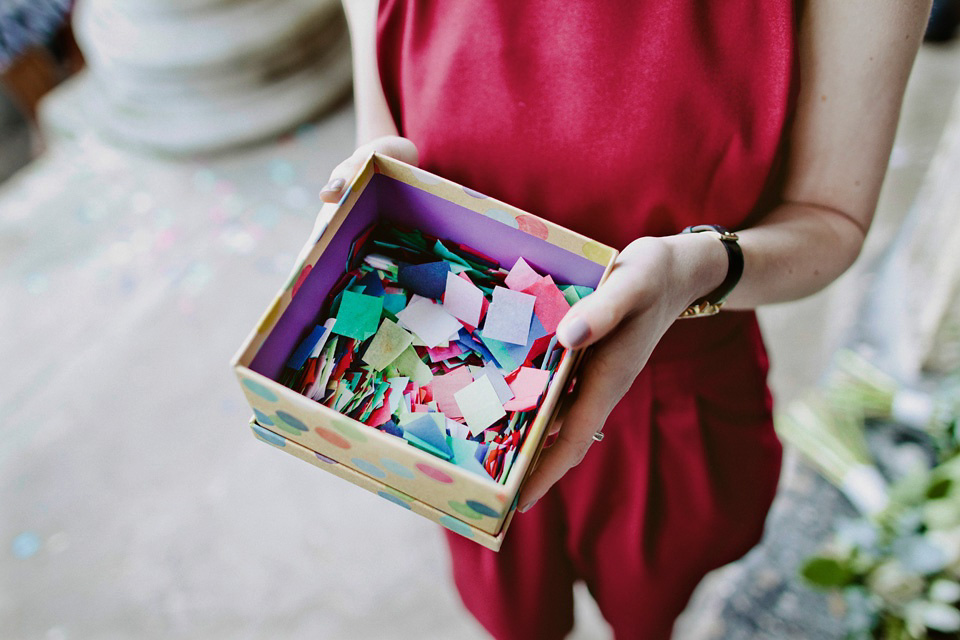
<box><xmin>555</xmin><ymin>260</ymin><xmax>644</xmax><ymax>349</ymax></box>
<box><xmin>320</xmin><ymin>136</ymin><xmax>419</xmax><ymax>203</ymax></box>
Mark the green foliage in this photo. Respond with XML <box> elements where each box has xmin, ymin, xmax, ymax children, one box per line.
<box><xmin>802</xmin><ymin>557</ymin><xmax>855</xmax><ymax>588</ymax></box>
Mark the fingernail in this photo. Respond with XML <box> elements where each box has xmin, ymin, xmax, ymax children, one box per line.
<box><xmin>320</xmin><ymin>177</ymin><xmax>345</xmax><ymax>195</ymax></box>
<box><xmin>518</xmin><ymin>499</ymin><xmax>538</xmax><ymax>513</ymax></box>
<box><xmin>557</xmin><ymin>316</ymin><xmax>590</xmax><ymax>348</ymax></box>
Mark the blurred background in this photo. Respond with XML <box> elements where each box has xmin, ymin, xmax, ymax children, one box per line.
<box><xmin>2</xmin><ymin>1</ymin><xmax>960</xmax><ymax>638</ymax></box>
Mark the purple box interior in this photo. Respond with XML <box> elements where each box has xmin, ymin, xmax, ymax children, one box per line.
<box><xmin>250</xmin><ymin>174</ymin><xmax>606</xmax><ymax>380</ymax></box>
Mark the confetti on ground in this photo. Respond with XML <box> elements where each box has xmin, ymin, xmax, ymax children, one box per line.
<box><xmin>280</xmin><ymin>224</ymin><xmax>592</xmax><ymax>482</ymax></box>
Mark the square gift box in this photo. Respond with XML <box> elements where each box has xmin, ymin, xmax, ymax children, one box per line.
<box><xmin>231</xmin><ymin>153</ymin><xmax>618</xmax><ymax>551</ymax></box>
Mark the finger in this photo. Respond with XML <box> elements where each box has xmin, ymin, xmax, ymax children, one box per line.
<box><xmin>555</xmin><ymin>241</ymin><xmax>661</xmax><ymax>350</ymax></box>
<box><xmin>517</xmin><ymin>335</ymin><xmax>638</xmax><ymax>511</ymax></box>
<box><xmin>319</xmin><ymin>155</ymin><xmax>362</xmax><ymax>203</ymax></box>
<box><xmin>547</xmin><ymin>415</ymin><xmax>564</xmax><ymax>437</ymax></box>
<box><xmin>372</xmin><ymin>135</ymin><xmax>419</xmax><ymax>166</ymax></box>
<box><xmin>319</xmin><ymin>136</ymin><xmax>419</xmax><ymax>203</ymax></box>
<box><xmin>546</xmin><ymin>375</ymin><xmax>581</xmax><ymax>437</ymax></box>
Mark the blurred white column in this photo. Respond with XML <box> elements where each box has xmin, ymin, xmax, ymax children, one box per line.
<box><xmin>68</xmin><ymin>0</ymin><xmax>351</xmax><ymax>154</ymax></box>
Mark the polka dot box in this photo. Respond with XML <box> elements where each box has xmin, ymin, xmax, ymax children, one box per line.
<box><xmin>232</xmin><ymin>153</ymin><xmax>618</xmax><ymax>551</ymax></box>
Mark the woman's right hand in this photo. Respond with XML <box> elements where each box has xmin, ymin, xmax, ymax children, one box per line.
<box><xmin>319</xmin><ymin>135</ymin><xmax>419</xmax><ymax>203</ymax></box>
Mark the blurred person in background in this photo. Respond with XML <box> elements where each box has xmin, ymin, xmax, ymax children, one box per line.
<box><xmin>926</xmin><ymin>0</ymin><xmax>960</xmax><ymax>41</ymax></box>
<box><xmin>0</xmin><ymin>0</ymin><xmax>81</xmax><ymax>132</ymax></box>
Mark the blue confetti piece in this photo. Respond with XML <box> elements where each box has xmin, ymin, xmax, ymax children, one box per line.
<box><xmin>403</xmin><ymin>414</ymin><xmax>453</xmax><ymax>458</ymax></box>
<box><xmin>397</xmin><ymin>261</ymin><xmax>450</xmax><ymax>300</ymax></box>
<box><xmin>286</xmin><ymin>325</ymin><xmax>327</xmax><ymax>370</ymax></box>
<box><xmin>381</xmin><ymin>421</ymin><xmax>404</xmax><ymax>438</ymax></box>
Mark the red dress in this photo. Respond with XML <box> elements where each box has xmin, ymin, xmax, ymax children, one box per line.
<box><xmin>377</xmin><ymin>2</ymin><xmax>795</xmax><ymax>637</ymax></box>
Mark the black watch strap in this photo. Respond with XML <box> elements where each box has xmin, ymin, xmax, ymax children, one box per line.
<box><xmin>679</xmin><ymin>224</ymin><xmax>743</xmax><ymax>318</ymax></box>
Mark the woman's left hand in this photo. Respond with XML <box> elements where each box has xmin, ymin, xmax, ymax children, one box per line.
<box><xmin>516</xmin><ymin>233</ymin><xmax>725</xmax><ymax>512</ymax></box>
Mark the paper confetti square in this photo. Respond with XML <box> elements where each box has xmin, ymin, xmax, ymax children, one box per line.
<box><xmin>396</xmin><ymin>295</ymin><xmax>463</xmax><ymax>348</ymax></box>
<box><xmin>481</xmin><ymin>286</ymin><xmax>535</xmax><ymax>345</ymax></box>
<box><xmin>286</xmin><ymin>324</ymin><xmax>328</xmax><ymax>370</ymax></box>
<box><xmin>523</xmin><ymin>275</ymin><xmax>570</xmax><ymax>334</ymax></box>
<box><xmin>429</xmin><ymin>366</ymin><xmax>474</xmax><ymax>419</ymax></box>
<box><xmin>454</xmin><ymin>376</ymin><xmax>507</xmax><ymax>432</ymax></box>
<box><xmin>402</xmin><ymin>413</ymin><xmax>453</xmax><ymax>458</ymax></box>
<box><xmin>332</xmin><ymin>290</ymin><xmax>383</xmax><ymax>341</ymax></box>
<box><xmin>504</xmin><ymin>257</ymin><xmax>541</xmax><ymax>292</ymax></box>
<box><xmin>362</xmin><ymin>318</ymin><xmax>414</xmax><ymax>371</ymax></box>
<box><xmin>398</xmin><ymin>261</ymin><xmax>451</xmax><ymax>300</ymax></box>
<box><xmin>426</xmin><ymin>342</ymin><xmax>463</xmax><ymax>363</ymax></box>
<box><xmin>503</xmin><ymin>367</ymin><xmax>551</xmax><ymax>411</ymax></box>
<box><xmin>450</xmin><ymin>437</ymin><xmax>492</xmax><ymax>478</ymax></box>
<box><xmin>483</xmin><ymin>361</ymin><xmax>515</xmax><ymax>403</ymax></box>
<box><xmin>392</xmin><ymin>345</ymin><xmax>434</xmax><ymax>384</ymax></box>
<box><xmin>477</xmin><ymin>315</ymin><xmax>548</xmax><ymax>372</ymax></box>
<box><xmin>562</xmin><ymin>285</ymin><xmax>580</xmax><ymax>306</ymax></box>
<box><xmin>442</xmin><ymin>271</ymin><xmax>484</xmax><ymax>327</ymax></box>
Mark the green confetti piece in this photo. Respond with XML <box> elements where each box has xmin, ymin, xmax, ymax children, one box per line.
<box><xmin>405</xmin><ymin>432</ymin><xmax>453</xmax><ymax>460</ymax></box>
<box><xmin>455</xmin><ymin>376</ymin><xmax>507</xmax><ymax>432</ymax></box>
<box><xmin>382</xmin><ymin>293</ymin><xmax>408</xmax><ymax>315</ymax></box>
<box><xmin>332</xmin><ymin>290</ymin><xmax>383</xmax><ymax>341</ymax></box>
<box><xmin>392</xmin><ymin>345</ymin><xmax>434</xmax><ymax>385</ymax></box>
<box><xmin>561</xmin><ymin>284</ymin><xmax>581</xmax><ymax>306</ymax></box>
<box><xmin>432</xmin><ymin>240</ymin><xmax>472</xmax><ymax>268</ymax></box>
<box><xmin>362</xmin><ymin>318</ymin><xmax>414</xmax><ymax>371</ymax></box>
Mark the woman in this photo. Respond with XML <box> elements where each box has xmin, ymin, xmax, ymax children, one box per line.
<box><xmin>319</xmin><ymin>1</ymin><xmax>931</xmax><ymax>637</ymax></box>
<box><xmin>0</xmin><ymin>0</ymin><xmax>76</xmax><ymax>122</ymax></box>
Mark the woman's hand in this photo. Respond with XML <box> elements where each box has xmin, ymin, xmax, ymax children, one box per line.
<box><xmin>516</xmin><ymin>233</ymin><xmax>727</xmax><ymax>512</ymax></box>
<box><xmin>297</xmin><ymin>136</ymin><xmax>418</xmax><ymax>263</ymax></box>
<box><xmin>319</xmin><ymin>135</ymin><xmax>419</xmax><ymax>203</ymax></box>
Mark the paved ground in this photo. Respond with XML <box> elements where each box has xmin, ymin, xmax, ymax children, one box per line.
<box><xmin>0</xmin><ymin>39</ymin><xmax>958</xmax><ymax>640</ymax></box>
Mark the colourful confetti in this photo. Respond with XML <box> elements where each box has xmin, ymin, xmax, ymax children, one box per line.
<box><xmin>281</xmin><ymin>224</ymin><xmax>589</xmax><ymax>483</ymax></box>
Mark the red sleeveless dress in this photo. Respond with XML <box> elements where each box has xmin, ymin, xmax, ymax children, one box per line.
<box><xmin>377</xmin><ymin>2</ymin><xmax>796</xmax><ymax>637</ymax></box>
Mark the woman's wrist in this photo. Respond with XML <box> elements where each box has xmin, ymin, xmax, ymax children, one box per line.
<box><xmin>660</xmin><ymin>232</ymin><xmax>730</xmax><ymax>308</ymax></box>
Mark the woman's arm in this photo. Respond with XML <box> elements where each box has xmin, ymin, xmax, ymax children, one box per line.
<box><xmin>318</xmin><ymin>0</ymin><xmax>418</xmax><ymax>203</ymax></box>
<box><xmin>727</xmin><ymin>0</ymin><xmax>933</xmax><ymax>308</ymax></box>
<box><xmin>518</xmin><ymin>0</ymin><xmax>933</xmax><ymax>511</ymax></box>
<box><xmin>342</xmin><ymin>0</ymin><xmax>398</xmax><ymax>145</ymax></box>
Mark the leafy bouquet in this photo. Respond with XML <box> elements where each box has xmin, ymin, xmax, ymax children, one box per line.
<box><xmin>776</xmin><ymin>350</ymin><xmax>960</xmax><ymax>639</ymax></box>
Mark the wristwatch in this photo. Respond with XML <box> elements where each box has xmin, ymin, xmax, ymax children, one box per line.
<box><xmin>678</xmin><ymin>224</ymin><xmax>743</xmax><ymax>318</ymax></box>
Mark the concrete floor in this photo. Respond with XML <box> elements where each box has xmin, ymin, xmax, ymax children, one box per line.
<box><xmin>0</xmin><ymin>38</ymin><xmax>958</xmax><ymax>640</ymax></box>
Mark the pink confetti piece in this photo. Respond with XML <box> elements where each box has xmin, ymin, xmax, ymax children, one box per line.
<box><xmin>502</xmin><ymin>367</ymin><xmax>551</xmax><ymax>411</ymax></box>
<box><xmin>442</xmin><ymin>271</ymin><xmax>485</xmax><ymax>327</ymax></box>
<box><xmin>429</xmin><ymin>366</ymin><xmax>475</xmax><ymax>419</ymax></box>
<box><xmin>504</xmin><ymin>257</ymin><xmax>541</xmax><ymax>292</ymax></box>
<box><xmin>523</xmin><ymin>275</ymin><xmax>570</xmax><ymax>334</ymax></box>
<box><xmin>426</xmin><ymin>342</ymin><xmax>464</xmax><ymax>363</ymax></box>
